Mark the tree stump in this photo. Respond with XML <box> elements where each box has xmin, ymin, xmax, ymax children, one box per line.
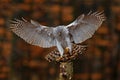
<box><xmin>45</xmin><ymin>44</ymin><xmax>87</xmax><ymax>80</ymax></box>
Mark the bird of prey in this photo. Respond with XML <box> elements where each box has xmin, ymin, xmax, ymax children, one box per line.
<box><xmin>10</xmin><ymin>11</ymin><xmax>105</xmax><ymax>56</ymax></box>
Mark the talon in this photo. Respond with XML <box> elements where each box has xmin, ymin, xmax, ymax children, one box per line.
<box><xmin>64</xmin><ymin>47</ymin><xmax>70</xmax><ymax>54</ymax></box>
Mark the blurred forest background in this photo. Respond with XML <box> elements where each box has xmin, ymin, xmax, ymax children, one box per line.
<box><xmin>0</xmin><ymin>0</ymin><xmax>120</xmax><ymax>80</ymax></box>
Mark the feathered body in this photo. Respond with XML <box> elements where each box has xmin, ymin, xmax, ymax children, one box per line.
<box><xmin>10</xmin><ymin>11</ymin><xmax>105</xmax><ymax>56</ymax></box>
<box><xmin>53</xmin><ymin>26</ymin><xmax>72</xmax><ymax>56</ymax></box>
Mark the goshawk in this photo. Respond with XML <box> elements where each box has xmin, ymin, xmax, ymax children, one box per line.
<box><xmin>10</xmin><ymin>11</ymin><xmax>105</xmax><ymax>56</ymax></box>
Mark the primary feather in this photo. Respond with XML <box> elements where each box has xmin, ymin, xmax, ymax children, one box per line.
<box><xmin>10</xmin><ymin>11</ymin><xmax>105</xmax><ymax>56</ymax></box>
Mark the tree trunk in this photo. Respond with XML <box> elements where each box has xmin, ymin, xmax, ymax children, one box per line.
<box><xmin>59</xmin><ymin>62</ymin><xmax>73</xmax><ymax>80</ymax></box>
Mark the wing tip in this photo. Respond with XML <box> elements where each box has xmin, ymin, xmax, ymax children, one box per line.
<box><xmin>89</xmin><ymin>10</ymin><xmax>106</xmax><ymax>21</ymax></box>
<box><xmin>10</xmin><ymin>17</ymin><xmax>27</xmax><ymax>23</ymax></box>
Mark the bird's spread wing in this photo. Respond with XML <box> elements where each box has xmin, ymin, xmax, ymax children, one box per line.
<box><xmin>10</xmin><ymin>18</ymin><xmax>56</xmax><ymax>48</ymax></box>
<box><xmin>67</xmin><ymin>11</ymin><xmax>105</xmax><ymax>43</ymax></box>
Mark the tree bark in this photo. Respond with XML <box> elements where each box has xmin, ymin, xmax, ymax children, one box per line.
<box><xmin>59</xmin><ymin>62</ymin><xmax>73</xmax><ymax>80</ymax></box>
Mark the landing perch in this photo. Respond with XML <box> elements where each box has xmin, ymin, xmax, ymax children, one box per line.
<box><xmin>45</xmin><ymin>44</ymin><xmax>87</xmax><ymax>80</ymax></box>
